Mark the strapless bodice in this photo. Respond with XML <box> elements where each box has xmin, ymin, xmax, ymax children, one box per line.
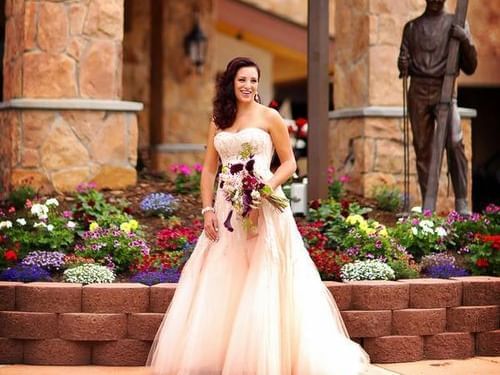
<box><xmin>214</xmin><ymin>127</ymin><xmax>274</xmax><ymax>179</ymax></box>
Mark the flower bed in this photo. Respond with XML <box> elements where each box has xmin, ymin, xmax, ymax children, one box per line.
<box><xmin>0</xmin><ymin>277</ymin><xmax>498</xmax><ymax>365</ymax></box>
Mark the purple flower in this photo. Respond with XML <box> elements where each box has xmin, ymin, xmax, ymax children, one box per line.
<box><xmin>230</xmin><ymin>163</ymin><xmax>244</xmax><ymax>174</ymax></box>
<box><xmin>63</xmin><ymin>211</ymin><xmax>73</xmax><ymax>218</ymax></box>
<box><xmin>375</xmin><ymin>240</ymin><xmax>383</xmax><ymax>249</ymax></box>
<box><xmin>0</xmin><ymin>265</ymin><xmax>51</xmax><ymax>282</ymax></box>
<box><xmin>245</xmin><ymin>159</ymin><xmax>255</xmax><ymax>172</ymax></box>
<box><xmin>346</xmin><ymin>246</ymin><xmax>360</xmax><ymax>257</ymax></box>
<box><xmin>130</xmin><ymin>270</ymin><xmax>180</xmax><ymax>286</ymax></box>
<box><xmin>140</xmin><ymin>193</ymin><xmax>177</xmax><ymax>216</ymax></box>
<box><xmin>425</xmin><ymin>264</ymin><xmax>469</xmax><ymax>279</ymax></box>
<box><xmin>21</xmin><ymin>250</ymin><xmax>66</xmax><ymax>271</ymax></box>
<box><xmin>194</xmin><ymin>163</ymin><xmax>203</xmax><ymax>173</ymax></box>
<box><xmin>411</xmin><ymin>218</ymin><xmax>420</xmax><ymax>226</ymax></box>
<box><xmin>423</xmin><ymin>209</ymin><xmax>432</xmax><ymax>217</ymax></box>
<box><xmin>224</xmin><ymin>210</ymin><xmax>234</xmax><ymax>232</ymax></box>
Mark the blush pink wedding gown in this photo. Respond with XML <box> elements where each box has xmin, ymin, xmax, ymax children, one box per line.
<box><xmin>146</xmin><ymin>128</ymin><xmax>369</xmax><ymax>375</ymax></box>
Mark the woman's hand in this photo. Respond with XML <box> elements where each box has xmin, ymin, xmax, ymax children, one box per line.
<box><xmin>247</xmin><ymin>208</ymin><xmax>260</xmax><ymax>239</ymax></box>
<box><xmin>203</xmin><ymin>211</ymin><xmax>219</xmax><ymax>241</ymax></box>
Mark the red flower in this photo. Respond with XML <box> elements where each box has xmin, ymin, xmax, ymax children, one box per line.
<box><xmin>309</xmin><ymin>199</ymin><xmax>321</xmax><ymax>210</ymax></box>
<box><xmin>475</xmin><ymin>258</ymin><xmax>489</xmax><ymax>268</ymax></box>
<box><xmin>268</xmin><ymin>100</ymin><xmax>279</xmax><ymax>109</ymax></box>
<box><xmin>4</xmin><ymin>250</ymin><xmax>17</xmax><ymax>262</ymax></box>
<box><xmin>295</xmin><ymin>118</ymin><xmax>307</xmax><ymax>127</ymax></box>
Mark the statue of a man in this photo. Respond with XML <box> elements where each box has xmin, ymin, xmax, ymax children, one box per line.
<box><xmin>398</xmin><ymin>0</ymin><xmax>477</xmax><ymax>214</ymax></box>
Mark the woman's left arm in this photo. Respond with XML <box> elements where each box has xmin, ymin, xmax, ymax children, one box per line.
<box><xmin>266</xmin><ymin>109</ymin><xmax>297</xmax><ymax>190</ymax></box>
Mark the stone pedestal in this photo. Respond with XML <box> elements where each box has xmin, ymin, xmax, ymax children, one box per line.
<box><xmin>0</xmin><ymin>0</ymin><xmax>142</xmax><ymax>195</ymax></box>
<box><xmin>329</xmin><ymin>107</ymin><xmax>475</xmax><ymax>213</ymax></box>
<box><xmin>331</xmin><ymin>0</ymin><xmax>476</xmax><ymax>212</ymax></box>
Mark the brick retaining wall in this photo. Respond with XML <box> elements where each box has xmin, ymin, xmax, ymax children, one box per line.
<box><xmin>0</xmin><ymin>276</ymin><xmax>498</xmax><ymax>365</ymax></box>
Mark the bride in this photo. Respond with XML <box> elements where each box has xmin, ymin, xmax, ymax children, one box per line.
<box><xmin>146</xmin><ymin>57</ymin><xmax>369</xmax><ymax>375</ymax></box>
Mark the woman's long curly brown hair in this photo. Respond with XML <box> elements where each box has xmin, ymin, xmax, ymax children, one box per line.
<box><xmin>212</xmin><ymin>57</ymin><xmax>261</xmax><ymax>129</ymax></box>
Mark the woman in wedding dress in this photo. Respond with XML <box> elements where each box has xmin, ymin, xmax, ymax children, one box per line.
<box><xmin>146</xmin><ymin>57</ymin><xmax>369</xmax><ymax>375</ymax></box>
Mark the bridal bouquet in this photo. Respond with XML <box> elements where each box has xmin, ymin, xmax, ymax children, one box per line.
<box><xmin>219</xmin><ymin>143</ymin><xmax>288</xmax><ymax>232</ymax></box>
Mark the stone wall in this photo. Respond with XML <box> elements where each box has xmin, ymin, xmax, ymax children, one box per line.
<box><xmin>329</xmin><ymin>111</ymin><xmax>473</xmax><ymax>212</ymax></box>
<box><xmin>4</xmin><ymin>0</ymin><xmax>124</xmax><ymax>100</ymax></box>
<box><xmin>0</xmin><ymin>277</ymin><xmax>498</xmax><ymax>365</ymax></box>
<box><xmin>5</xmin><ymin>107</ymin><xmax>138</xmax><ymax>193</ymax></box>
<box><xmin>1</xmin><ymin>0</ymin><xmax>141</xmax><ymax>194</ymax></box>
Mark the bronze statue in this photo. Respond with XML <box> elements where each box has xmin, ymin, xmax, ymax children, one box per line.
<box><xmin>398</xmin><ymin>0</ymin><xmax>477</xmax><ymax>214</ymax></box>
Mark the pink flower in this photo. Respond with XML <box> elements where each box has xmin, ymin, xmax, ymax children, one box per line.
<box><xmin>339</xmin><ymin>175</ymin><xmax>350</xmax><ymax>183</ymax></box>
<box><xmin>63</xmin><ymin>211</ymin><xmax>73</xmax><ymax>218</ymax></box>
<box><xmin>179</xmin><ymin>165</ymin><xmax>191</xmax><ymax>176</ymax></box>
<box><xmin>25</xmin><ymin>199</ymin><xmax>33</xmax><ymax>209</ymax></box>
<box><xmin>194</xmin><ymin>163</ymin><xmax>203</xmax><ymax>173</ymax></box>
<box><xmin>8</xmin><ymin>207</ymin><xmax>15</xmax><ymax>213</ymax></box>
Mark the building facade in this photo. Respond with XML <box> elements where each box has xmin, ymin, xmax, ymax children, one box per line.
<box><xmin>1</xmin><ymin>0</ymin><xmax>498</xmax><ymax>210</ymax></box>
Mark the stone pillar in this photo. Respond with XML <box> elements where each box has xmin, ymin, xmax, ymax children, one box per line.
<box><xmin>150</xmin><ymin>0</ymin><xmax>216</xmax><ymax>173</ymax></box>
<box><xmin>330</xmin><ymin>0</ymin><xmax>474</xmax><ymax>212</ymax></box>
<box><xmin>0</xmin><ymin>0</ymin><xmax>142</xmax><ymax>195</ymax></box>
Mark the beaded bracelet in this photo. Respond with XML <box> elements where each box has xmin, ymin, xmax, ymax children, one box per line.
<box><xmin>201</xmin><ymin>206</ymin><xmax>215</xmax><ymax>215</ymax></box>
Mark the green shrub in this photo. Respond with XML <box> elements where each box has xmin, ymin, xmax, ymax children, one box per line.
<box><xmin>8</xmin><ymin>184</ymin><xmax>37</xmax><ymax>209</ymax></box>
<box><xmin>372</xmin><ymin>185</ymin><xmax>401</xmax><ymax>212</ymax></box>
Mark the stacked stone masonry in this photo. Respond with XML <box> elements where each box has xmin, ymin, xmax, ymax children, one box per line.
<box><xmin>1</xmin><ymin>108</ymin><xmax>138</xmax><ymax>193</ymax></box>
<box><xmin>329</xmin><ymin>115</ymin><xmax>473</xmax><ymax>213</ymax></box>
<box><xmin>3</xmin><ymin>0</ymin><xmax>124</xmax><ymax>100</ymax></box>
<box><xmin>0</xmin><ymin>276</ymin><xmax>498</xmax><ymax>365</ymax></box>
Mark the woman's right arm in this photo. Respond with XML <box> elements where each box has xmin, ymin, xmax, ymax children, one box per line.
<box><xmin>200</xmin><ymin>121</ymin><xmax>220</xmax><ymax>241</ymax></box>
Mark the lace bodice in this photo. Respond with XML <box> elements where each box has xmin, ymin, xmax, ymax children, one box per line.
<box><xmin>214</xmin><ymin>127</ymin><xmax>274</xmax><ymax>179</ymax></box>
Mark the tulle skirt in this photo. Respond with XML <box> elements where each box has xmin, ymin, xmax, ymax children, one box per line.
<box><xmin>146</xmin><ymin>189</ymin><xmax>369</xmax><ymax>375</ymax></box>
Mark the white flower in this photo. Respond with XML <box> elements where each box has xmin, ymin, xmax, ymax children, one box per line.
<box><xmin>411</xmin><ymin>227</ymin><xmax>418</xmax><ymax>236</ymax></box>
<box><xmin>47</xmin><ymin>224</ymin><xmax>54</xmax><ymax>232</ymax></box>
<box><xmin>411</xmin><ymin>206</ymin><xmax>422</xmax><ymax>213</ymax></box>
<box><xmin>45</xmin><ymin>198</ymin><xmax>59</xmax><ymax>207</ymax></box>
<box><xmin>67</xmin><ymin>221</ymin><xmax>76</xmax><ymax>229</ymax></box>
<box><xmin>250</xmin><ymin>190</ymin><xmax>261</xmax><ymax>200</ymax></box>
<box><xmin>34</xmin><ymin>222</ymin><xmax>47</xmax><ymax>228</ymax></box>
<box><xmin>31</xmin><ymin>204</ymin><xmax>49</xmax><ymax>219</ymax></box>
<box><xmin>16</xmin><ymin>218</ymin><xmax>27</xmax><ymax>226</ymax></box>
<box><xmin>419</xmin><ymin>220</ymin><xmax>434</xmax><ymax>228</ymax></box>
<box><xmin>436</xmin><ymin>226</ymin><xmax>447</xmax><ymax>237</ymax></box>
<box><xmin>0</xmin><ymin>220</ymin><xmax>13</xmax><ymax>229</ymax></box>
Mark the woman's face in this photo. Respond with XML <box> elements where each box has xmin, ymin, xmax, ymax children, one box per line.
<box><xmin>233</xmin><ymin>66</ymin><xmax>259</xmax><ymax>104</ymax></box>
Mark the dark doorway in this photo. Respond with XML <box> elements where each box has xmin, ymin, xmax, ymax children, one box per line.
<box><xmin>458</xmin><ymin>86</ymin><xmax>500</xmax><ymax>211</ymax></box>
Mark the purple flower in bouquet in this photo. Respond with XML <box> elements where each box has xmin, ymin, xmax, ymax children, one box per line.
<box><xmin>219</xmin><ymin>143</ymin><xmax>288</xmax><ymax>232</ymax></box>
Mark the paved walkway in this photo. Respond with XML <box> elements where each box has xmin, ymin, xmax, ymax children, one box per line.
<box><xmin>0</xmin><ymin>357</ymin><xmax>498</xmax><ymax>375</ymax></box>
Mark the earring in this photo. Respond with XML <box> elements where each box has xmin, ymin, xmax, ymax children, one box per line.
<box><xmin>254</xmin><ymin>93</ymin><xmax>261</xmax><ymax>103</ymax></box>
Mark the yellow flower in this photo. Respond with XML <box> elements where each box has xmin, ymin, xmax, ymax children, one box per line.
<box><xmin>379</xmin><ymin>228</ymin><xmax>388</xmax><ymax>237</ymax></box>
<box><xmin>365</xmin><ymin>227</ymin><xmax>376</xmax><ymax>235</ymax></box>
<box><xmin>128</xmin><ymin>219</ymin><xmax>139</xmax><ymax>231</ymax></box>
<box><xmin>120</xmin><ymin>222</ymin><xmax>132</xmax><ymax>233</ymax></box>
<box><xmin>346</xmin><ymin>214</ymin><xmax>364</xmax><ymax>226</ymax></box>
<box><xmin>89</xmin><ymin>222</ymin><xmax>99</xmax><ymax>232</ymax></box>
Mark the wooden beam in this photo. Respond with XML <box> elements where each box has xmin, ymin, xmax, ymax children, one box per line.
<box><xmin>307</xmin><ymin>0</ymin><xmax>329</xmax><ymax>200</ymax></box>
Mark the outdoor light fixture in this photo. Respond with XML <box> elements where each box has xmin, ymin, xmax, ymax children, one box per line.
<box><xmin>184</xmin><ymin>13</ymin><xmax>207</xmax><ymax>74</ymax></box>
